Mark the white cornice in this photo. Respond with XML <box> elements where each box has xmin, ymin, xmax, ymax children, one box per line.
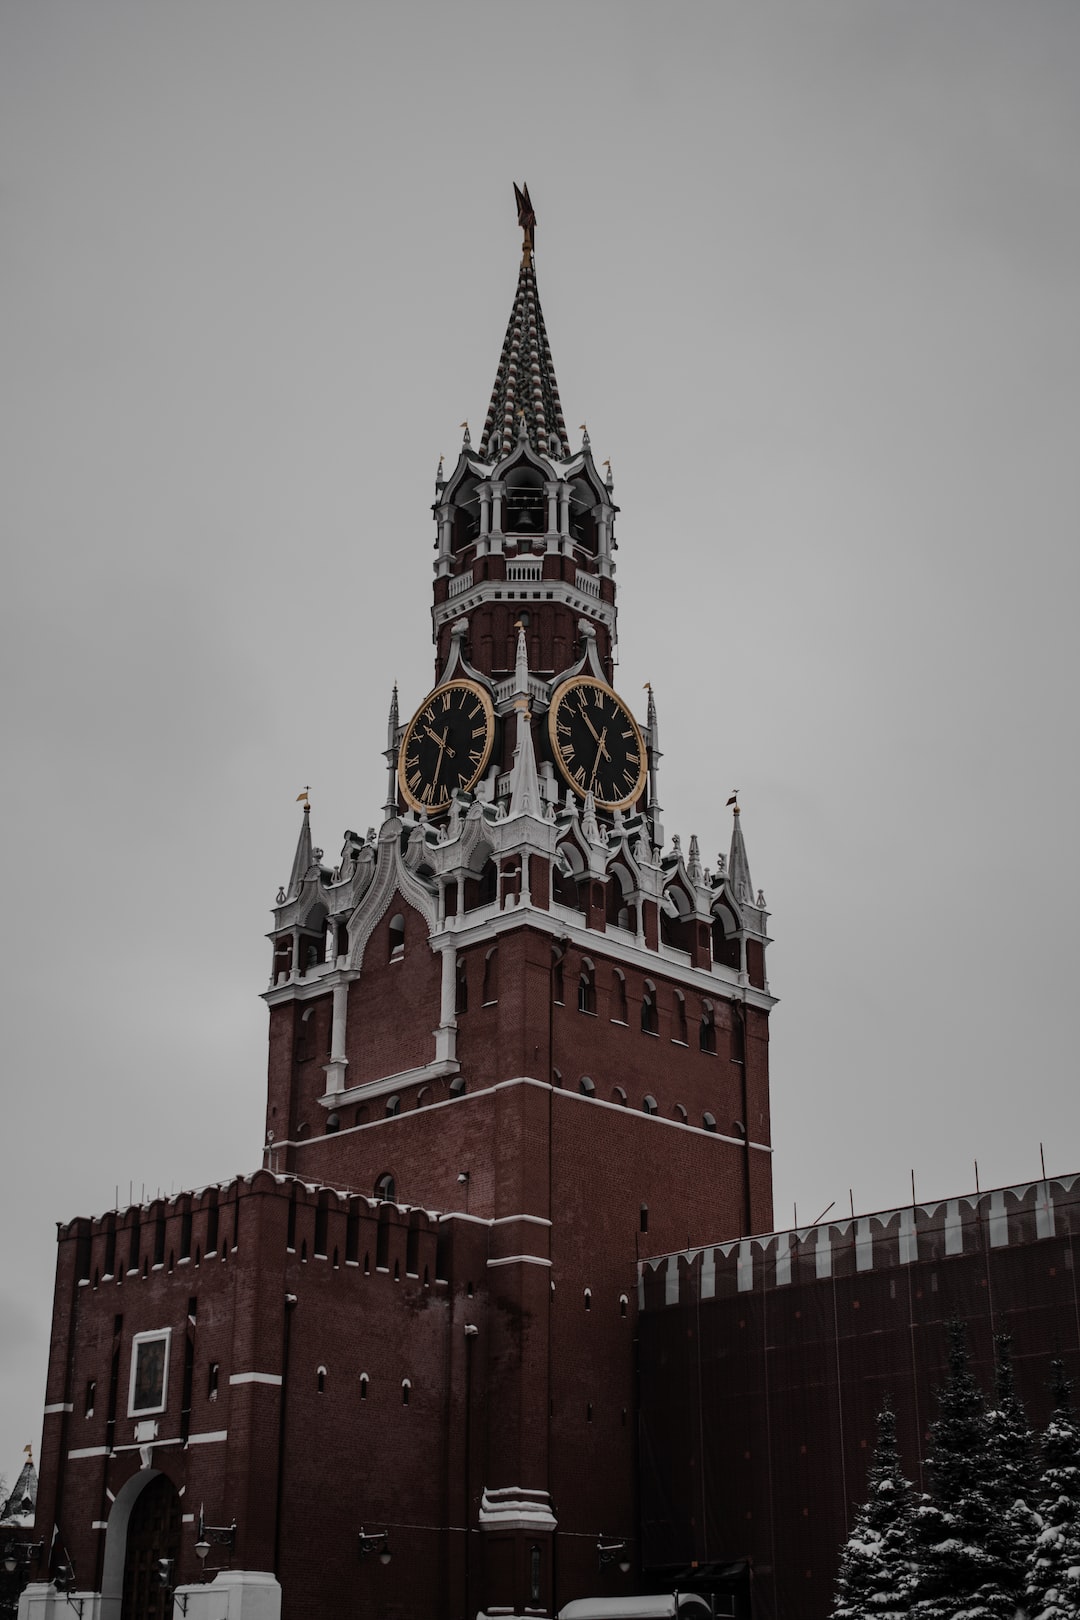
<box><xmin>433</xmin><ymin>578</ymin><xmax>615</xmax><ymax>636</ymax></box>
<box><xmin>271</xmin><ymin>1072</ymin><xmax>769</xmax><ymax>1153</ymax></box>
<box><xmin>435</xmin><ymin>901</ymin><xmax>777</xmax><ymax>1011</ymax></box>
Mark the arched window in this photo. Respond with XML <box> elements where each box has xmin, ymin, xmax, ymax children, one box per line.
<box><xmin>703</xmin><ymin>1112</ymin><xmax>717</xmax><ymax>1133</ymax></box>
<box><xmin>401</xmin><ymin>1378</ymin><xmax>411</xmax><ymax>1407</ymax></box>
<box><xmin>316</xmin><ymin>1365</ymin><xmax>327</xmax><ymax>1394</ymax></box>
<box><xmin>295</xmin><ymin>1006</ymin><xmax>316</xmax><ymax>1062</ymax></box>
<box><xmin>640</xmin><ymin>980</ymin><xmax>658</xmax><ymax>1035</ymax></box>
<box><xmin>578</xmin><ymin>959</ymin><xmax>596</xmax><ymax>1015</ymax></box>
<box><xmin>642</xmin><ymin>1094</ymin><xmax>658</xmax><ymax>1115</ymax></box>
<box><xmin>700</xmin><ymin>999</ymin><xmax>717</xmax><ymax>1054</ymax></box>
<box><xmin>374</xmin><ymin>1172</ymin><xmax>396</xmax><ymax>1202</ymax></box>
<box><xmin>385</xmin><ymin>1094</ymin><xmax>400</xmax><ymax>1118</ymax></box>
<box><xmin>611</xmin><ymin>970</ymin><xmax>628</xmax><ymax>1024</ymax></box>
<box><xmin>579</xmin><ymin>1076</ymin><xmax>596</xmax><ymax>1097</ymax></box>
<box><xmin>455</xmin><ymin>957</ymin><xmax>468</xmax><ymax>1015</ymax></box>
<box><xmin>388</xmin><ymin>913</ymin><xmax>405</xmax><ymax>962</ymax></box>
<box><xmin>640</xmin><ymin>1203</ymin><xmax>649</xmax><ymax>1233</ymax></box>
<box><xmin>611</xmin><ymin>1085</ymin><xmax>627</xmax><ymax>1106</ymax></box>
<box><xmin>449</xmin><ymin>1076</ymin><xmax>466</xmax><ymax>1098</ymax></box>
<box><xmin>673</xmin><ymin>1102</ymin><xmax>688</xmax><ymax>1123</ymax></box>
<box><xmin>326</xmin><ymin>1112</ymin><xmax>340</xmax><ymax>1134</ymax></box>
<box><xmin>619</xmin><ymin>1293</ymin><xmax>629</xmax><ymax>1319</ymax></box>
<box><xmin>584</xmin><ymin>1288</ymin><xmax>592</xmax><ymax>1311</ymax></box>
<box><xmin>673</xmin><ymin>991</ymin><xmax>688</xmax><ymax>1045</ymax></box>
<box><xmin>360</xmin><ymin>1372</ymin><xmax>369</xmax><ymax>1400</ymax></box>
<box><xmin>482</xmin><ymin>947</ymin><xmax>499</xmax><ymax>1005</ymax></box>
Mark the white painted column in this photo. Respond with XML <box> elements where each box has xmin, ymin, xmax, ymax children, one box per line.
<box><xmin>323</xmin><ymin>980</ymin><xmax>350</xmax><ymax>1095</ymax></box>
<box><xmin>434</xmin><ymin>943</ymin><xmax>458</xmax><ymax>1064</ymax></box>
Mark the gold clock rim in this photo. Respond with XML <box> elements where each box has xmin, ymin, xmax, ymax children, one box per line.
<box><xmin>397</xmin><ymin>676</ymin><xmax>496</xmax><ymax>815</ymax></box>
<box><xmin>547</xmin><ymin>675</ymin><xmax>648</xmax><ymax>812</ymax></box>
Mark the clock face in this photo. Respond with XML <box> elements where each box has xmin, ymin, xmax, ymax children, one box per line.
<box><xmin>547</xmin><ymin>676</ymin><xmax>647</xmax><ymax>811</ymax></box>
<box><xmin>398</xmin><ymin>678</ymin><xmax>496</xmax><ymax>814</ymax></box>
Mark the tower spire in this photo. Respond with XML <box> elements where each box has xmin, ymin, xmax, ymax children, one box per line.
<box><xmin>728</xmin><ymin>800</ymin><xmax>755</xmax><ymax>907</ymax></box>
<box><xmin>286</xmin><ymin>799</ymin><xmax>314</xmax><ymax>900</ymax></box>
<box><xmin>480</xmin><ymin>184</ymin><xmax>569</xmax><ymax>462</ymax></box>
<box><xmin>384</xmin><ymin>683</ymin><xmax>400</xmax><ymax>817</ymax></box>
<box><xmin>645</xmin><ymin>682</ymin><xmax>664</xmax><ymax>852</ymax></box>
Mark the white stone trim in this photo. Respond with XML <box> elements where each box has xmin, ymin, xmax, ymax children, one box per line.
<box><xmin>68</xmin><ymin>1446</ymin><xmax>110</xmax><ymax>1459</ymax></box>
<box><xmin>44</xmin><ymin>1402</ymin><xmax>73</xmax><ymax>1414</ymax></box>
<box><xmin>229</xmin><ymin>1372</ymin><xmax>282</xmax><ymax>1387</ymax></box>
<box><xmin>491</xmin><ymin>1213</ymin><xmax>552</xmax><ymax>1228</ymax></box>
<box><xmin>317</xmin><ymin>1056</ymin><xmax>460</xmax><ymax>1111</ymax></box>
<box><xmin>346</xmin><ymin>826</ymin><xmax>438</xmax><ymax>972</ymax></box>
<box><xmin>486</xmin><ymin>1255</ymin><xmax>552</xmax><ymax>1268</ymax></box>
<box><xmin>186</xmin><ymin>1430</ymin><xmax>229</xmax><ymax>1444</ymax></box>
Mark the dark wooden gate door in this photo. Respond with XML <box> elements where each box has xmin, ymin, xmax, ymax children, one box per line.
<box><xmin>121</xmin><ymin>1474</ymin><xmax>181</xmax><ymax>1620</ymax></box>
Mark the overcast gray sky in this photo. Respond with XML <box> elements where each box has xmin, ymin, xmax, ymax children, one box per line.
<box><xmin>2</xmin><ymin>1</ymin><xmax>1078</xmax><ymax>1479</ymax></box>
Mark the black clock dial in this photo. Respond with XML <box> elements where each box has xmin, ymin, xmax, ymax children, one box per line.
<box><xmin>548</xmin><ymin>676</ymin><xmax>647</xmax><ymax>811</ymax></box>
<box><xmin>398</xmin><ymin>678</ymin><xmax>496</xmax><ymax>814</ymax></box>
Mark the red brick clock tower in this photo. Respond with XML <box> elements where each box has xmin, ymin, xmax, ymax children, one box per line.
<box><xmin>261</xmin><ymin>185</ymin><xmax>775</xmax><ymax>1614</ymax></box>
<box><xmin>27</xmin><ymin>188</ymin><xmax>775</xmax><ymax>1620</ymax></box>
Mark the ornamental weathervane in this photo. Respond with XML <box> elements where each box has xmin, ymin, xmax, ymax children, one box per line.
<box><xmin>514</xmin><ymin>181</ymin><xmax>536</xmax><ymax>266</ymax></box>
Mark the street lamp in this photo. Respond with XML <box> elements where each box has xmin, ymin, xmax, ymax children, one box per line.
<box><xmin>597</xmin><ymin>1538</ymin><xmax>631</xmax><ymax>1574</ymax></box>
<box><xmin>357</xmin><ymin>1529</ymin><xmax>391</xmax><ymax>1564</ymax></box>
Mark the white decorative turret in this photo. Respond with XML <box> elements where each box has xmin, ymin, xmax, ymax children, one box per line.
<box><xmin>286</xmin><ymin>802</ymin><xmax>315</xmax><ymax>902</ymax></box>
<box><xmin>384</xmin><ymin>683</ymin><xmax>400</xmax><ymax>818</ymax></box>
<box><xmin>645</xmin><ymin>683</ymin><xmax>664</xmax><ymax>852</ymax></box>
<box><xmin>728</xmin><ymin>802</ymin><xmax>755</xmax><ymax>908</ymax></box>
<box><xmin>507</xmin><ymin>624</ymin><xmax>543</xmax><ymax>821</ymax></box>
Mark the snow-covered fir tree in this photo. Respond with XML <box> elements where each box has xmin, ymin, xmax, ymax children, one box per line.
<box><xmin>982</xmin><ymin>1333</ymin><xmax>1040</xmax><ymax>1611</ymax></box>
<box><xmin>1026</xmin><ymin>1362</ymin><xmax>1080</xmax><ymax>1620</ymax></box>
<box><xmin>912</xmin><ymin>1321</ymin><xmax>1018</xmax><ymax>1620</ymax></box>
<box><xmin>831</xmin><ymin>1397</ymin><xmax>918</xmax><ymax>1620</ymax></box>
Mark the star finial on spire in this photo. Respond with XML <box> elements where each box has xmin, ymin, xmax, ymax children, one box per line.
<box><xmin>514</xmin><ymin>181</ymin><xmax>536</xmax><ymax>267</ymax></box>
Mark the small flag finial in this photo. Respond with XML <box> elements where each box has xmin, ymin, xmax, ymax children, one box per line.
<box><xmin>296</xmin><ymin>787</ymin><xmax>311</xmax><ymax>806</ymax></box>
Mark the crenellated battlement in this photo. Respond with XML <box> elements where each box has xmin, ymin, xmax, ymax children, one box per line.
<box><xmin>60</xmin><ymin>1169</ymin><xmax>458</xmax><ymax>1289</ymax></box>
<box><xmin>639</xmin><ymin>1173</ymin><xmax>1080</xmax><ymax>1309</ymax></box>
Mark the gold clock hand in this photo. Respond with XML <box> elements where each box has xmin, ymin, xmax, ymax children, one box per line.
<box><xmin>424</xmin><ymin>724</ymin><xmax>456</xmax><ymax>760</ymax></box>
<box><xmin>589</xmin><ymin>726</ymin><xmax>610</xmax><ymax>789</ymax></box>
<box><xmin>577</xmin><ymin>700</ymin><xmax>602</xmax><ymax>745</ymax></box>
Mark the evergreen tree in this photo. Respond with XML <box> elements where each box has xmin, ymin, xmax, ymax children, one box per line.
<box><xmin>982</xmin><ymin>1333</ymin><xmax>1039</xmax><ymax>1610</ymax></box>
<box><xmin>831</xmin><ymin>1397</ymin><xmax>918</xmax><ymax>1619</ymax></box>
<box><xmin>1026</xmin><ymin>1362</ymin><xmax>1080</xmax><ymax>1620</ymax></box>
<box><xmin>912</xmin><ymin>1321</ymin><xmax>1015</xmax><ymax>1620</ymax></box>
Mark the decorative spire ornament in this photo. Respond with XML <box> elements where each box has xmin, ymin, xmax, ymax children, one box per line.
<box><xmin>384</xmin><ymin>683</ymin><xmax>400</xmax><ymax>817</ymax></box>
<box><xmin>645</xmin><ymin>682</ymin><xmax>664</xmax><ymax>851</ymax></box>
<box><xmin>285</xmin><ymin>798</ymin><xmax>314</xmax><ymax>901</ymax></box>
<box><xmin>728</xmin><ymin>799</ymin><xmax>755</xmax><ymax>907</ymax></box>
